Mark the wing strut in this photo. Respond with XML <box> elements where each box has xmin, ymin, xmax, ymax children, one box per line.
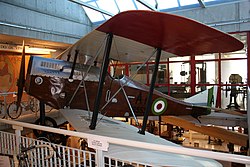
<box><xmin>139</xmin><ymin>48</ymin><xmax>162</xmax><ymax>135</ymax></box>
<box><xmin>120</xmin><ymin>83</ymin><xmax>139</xmax><ymax>125</ymax></box>
<box><xmin>89</xmin><ymin>33</ymin><xmax>113</xmax><ymax>130</ymax></box>
<box><xmin>69</xmin><ymin>50</ymin><xmax>79</xmax><ymax>79</ymax></box>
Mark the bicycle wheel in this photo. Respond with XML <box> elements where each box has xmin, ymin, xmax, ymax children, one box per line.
<box><xmin>29</xmin><ymin>97</ymin><xmax>39</xmax><ymax>113</ymax></box>
<box><xmin>0</xmin><ymin>102</ymin><xmax>5</xmax><ymax>119</ymax></box>
<box><xmin>7</xmin><ymin>101</ymin><xmax>22</xmax><ymax>119</ymax></box>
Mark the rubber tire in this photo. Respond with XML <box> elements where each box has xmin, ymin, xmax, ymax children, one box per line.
<box><xmin>33</xmin><ymin>117</ymin><xmax>66</xmax><ymax>144</ymax></box>
<box><xmin>33</xmin><ymin>116</ymin><xmax>57</xmax><ymax>137</ymax></box>
<box><xmin>7</xmin><ymin>101</ymin><xmax>22</xmax><ymax>119</ymax></box>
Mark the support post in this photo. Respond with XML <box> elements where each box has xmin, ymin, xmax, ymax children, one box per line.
<box><xmin>248</xmin><ymin>87</ymin><xmax>250</xmax><ymax>156</ymax></box>
<box><xmin>190</xmin><ymin>56</ymin><xmax>196</xmax><ymax>95</ymax></box>
<box><xmin>12</xmin><ymin>125</ymin><xmax>23</xmax><ymax>167</ymax></box>
<box><xmin>95</xmin><ymin>149</ymin><xmax>104</xmax><ymax>166</ymax></box>
<box><xmin>189</xmin><ymin>130</ymin><xmax>193</xmax><ymax>145</ymax></box>
<box><xmin>139</xmin><ymin>48</ymin><xmax>161</xmax><ymax>135</ymax></box>
<box><xmin>247</xmin><ymin>28</ymin><xmax>250</xmax><ymax>86</ymax></box>
<box><xmin>217</xmin><ymin>53</ymin><xmax>222</xmax><ymax>108</ymax></box>
<box><xmin>39</xmin><ymin>101</ymin><xmax>46</xmax><ymax>125</ymax></box>
<box><xmin>158</xmin><ymin>116</ymin><xmax>161</xmax><ymax>135</ymax></box>
<box><xmin>3</xmin><ymin>93</ymin><xmax>7</xmax><ymax>118</ymax></box>
<box><xmin>69</xmin><ymin>50</ymin><xmax>79</xmax><ymax>79</ymax></box>
<box><xmin>67</xmin><ymin>54</ymin><xmax>71</xmax><ymax>61</ymax></box>
<box><xmin>89</xmin><ymin>33</ymin><xmax>113</xmax><ymax>130</ymax></box>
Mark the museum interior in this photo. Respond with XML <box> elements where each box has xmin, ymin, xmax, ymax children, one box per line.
<box><xmin>0</xmin><ymin>0</ymin><xmax>250</xmax><ymax>166</ymax></box>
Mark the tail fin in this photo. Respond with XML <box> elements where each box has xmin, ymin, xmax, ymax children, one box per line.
<box><xmin>207</xmin><ymin>86</ymin><xmax>217</xmax><ymax>108</ymax></box>
<box><xmin>184</xmin><ymin>86</ymin><xmax>218</xmax><ymax>113</ymax></box>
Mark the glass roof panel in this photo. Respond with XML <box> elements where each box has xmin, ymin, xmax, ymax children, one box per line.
<box><xmin>80</xmin><ymin>0</ymin><xmax>236</xmax><ymax>25</ymax></box>
<box><xmin>179</xmin><ymin>0</ymin><xmax>199</xmax><ymax>6</ymax></box>
<box><xmin>115</xmin><ymin>0</ymin><xmax>136</xmax><ymax>12</ymax></box>
<box><xmin>143</xmin><ymin>0</ymin><xmax>157</xmax><ymax>7</ymax></box>
<box><xmin>134</xmin><ymin>1</ymin><xmax>152</xmax><ymax>10</ymax></box>
<box><xmin>157</xmin><ymin>0</ymin><xmax>179</xmax><ymax>10</ymax></box>
<box><xmin>204</xmin><ymin>0</ymin><xmax>217</xmax><ymax>2</ymax></box>
<box><xmin>135</xmin><ymin>1</ymin><xmax>150</xmax><ymax>10</ymax></box>
<box><xmin>103</xmin><ymin>15</ymin><xmax>111</xmax><ymax>20</ymax></box>
<box><xmin>82</xmin><ymin>3</ymin><xmax>105</xmax><ymax>23</ymax></box>
<box><xmin>97</xmin><ymin>0</ymin><xmax>119</xmax><ymax>15</ymax></box>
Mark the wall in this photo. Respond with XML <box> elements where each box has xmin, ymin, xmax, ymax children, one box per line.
<box><xmin>169</xmin><ymin>0</ymin><xmax>250</xmax><ymax>33</ymax></box>
<box><xmin>0</xmin><ymin>52</ymin><xmax>51</xmax><ymax>102</ymax></box>
<box><xmin>0</xmin><ymin>0</ymin><xmax>92</xmax><ymax>44</ymax></box>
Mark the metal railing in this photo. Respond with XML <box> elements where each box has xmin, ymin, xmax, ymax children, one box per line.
<box><xmin>0</xmin><ymin>119</ymin><xmax>152</xmax><ymax>166</ymax></box>
<box><xmin>0</xmin><ymin>131</ymin><xmax>97</xmax><ymax>167</ymax></box>
<box><xmin>0</xmin><ymin>118</ymin><xmax>249</xmax><ymax>167</ymax></box>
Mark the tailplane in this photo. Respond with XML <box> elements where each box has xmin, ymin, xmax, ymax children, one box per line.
<box><xmin>184</xmin><ymin>86</ymin><xmax>218</xmax><ymax>114</ymax></box>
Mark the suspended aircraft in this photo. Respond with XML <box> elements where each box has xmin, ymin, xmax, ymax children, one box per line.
<box><xmin>14</xmin><ymin>10</ymin><xmax>247</xmax><ymax>166</ymax></box>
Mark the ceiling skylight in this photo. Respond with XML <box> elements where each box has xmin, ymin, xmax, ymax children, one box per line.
<box><xmin>79</xmin><ymin>0</ymin><xmax>237</xmax><ymax>25</ymax></box>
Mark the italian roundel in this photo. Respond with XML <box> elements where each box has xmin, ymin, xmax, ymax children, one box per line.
<box><xmin>151</xmin><ymin>98</ymin><xmax>167</xmax><ymax>115</ymax></box>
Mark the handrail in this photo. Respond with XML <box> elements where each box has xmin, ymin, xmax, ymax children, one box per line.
<box><xmin>0</xmin><ymin>118</ymin><xmax>249</xmax><ymax>165</ymax></box>
<box><xmin>0</xmin><ymin>92</ymin><xmax>16</xmax><ymax>96</ymax></box>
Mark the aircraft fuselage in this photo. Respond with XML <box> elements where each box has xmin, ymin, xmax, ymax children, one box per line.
<box><xmin>25</xmin><ymin>56</ymin><xmax>208</xmax><ymax>118</ymax></box>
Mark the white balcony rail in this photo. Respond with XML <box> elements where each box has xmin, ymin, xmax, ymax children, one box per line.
<box><xmin>0</xmin><ymin>130</ymin><xmax>99</xmax><ymax>167</ymax></box>
<box><xmin>0</xmin><ymin>119</ymin><xmax>153</xmax><ymax>167</ymax></box>
<box><xmin>0</xmin><ymin>118</ymin><xmax>250</xmax><ymax>167</ymax></box>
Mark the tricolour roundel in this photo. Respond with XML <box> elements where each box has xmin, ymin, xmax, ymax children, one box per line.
<box><xmin>152</xmin><ymin>98</ymin><xmax>167</xmax><ymax>115</ymax></box>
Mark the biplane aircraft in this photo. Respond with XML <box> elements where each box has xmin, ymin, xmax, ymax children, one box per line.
<box><xmin>15</xmin><ymin>10</ymin><xmax>248</xmax><ymax>166</ymax></box>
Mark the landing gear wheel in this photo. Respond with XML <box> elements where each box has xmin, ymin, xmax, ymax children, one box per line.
<box><xmin>33</xmin><ymin>117</ymin><xmax>65</xmax><ymax>144</ymax></box>
<box><xmin>33</xmin><ymin>116</ymin><xmax>57</xmax><ymax>136</ymax></box>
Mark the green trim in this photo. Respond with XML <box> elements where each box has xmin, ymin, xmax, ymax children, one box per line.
<box><xmin>207</xmin><ymin>87</ymin><xmax>214</xmax><ymax>107</ymax></box>
<box><xmin>206</xmin><ymin>87</ymin><xmax>214</xmax><ymax>114</ymax></box>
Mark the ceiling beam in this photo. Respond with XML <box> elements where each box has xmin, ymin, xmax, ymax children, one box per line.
<box><xmin>198</xmin><ymin>0</ymin><xmax>206</xmax><ymax>8</ymax></box>
<box><xmin>69</xmin><ymin>0</ymin><xmax>114</xmax><ymax>17</ymax></box>
<box><xmin>136</xmin><ymin>0</ymin><xmax>158</xmax><ymax>11</ymax></box>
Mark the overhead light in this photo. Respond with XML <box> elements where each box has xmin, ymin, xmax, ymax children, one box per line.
<box><xmin>0</xmin><ymin>43</ymin><xmax>56</xmax><ymax>54</ymax></box>
<box><xmin>26</xmin><ymin>47</ymin><xmax>57</xmax><ymax>54</ymax></box>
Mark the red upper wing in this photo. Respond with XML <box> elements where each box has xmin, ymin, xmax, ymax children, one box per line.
<box><xmin>97</xmin><ymin>10</ymin><xmax>243</xmax><ymax>56</ymax></box>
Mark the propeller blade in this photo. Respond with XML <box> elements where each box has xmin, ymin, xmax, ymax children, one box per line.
<box><xmin>16</xmin><ymin>41</ymin><xmax>26</xmax><ymax>111</ymax></box>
